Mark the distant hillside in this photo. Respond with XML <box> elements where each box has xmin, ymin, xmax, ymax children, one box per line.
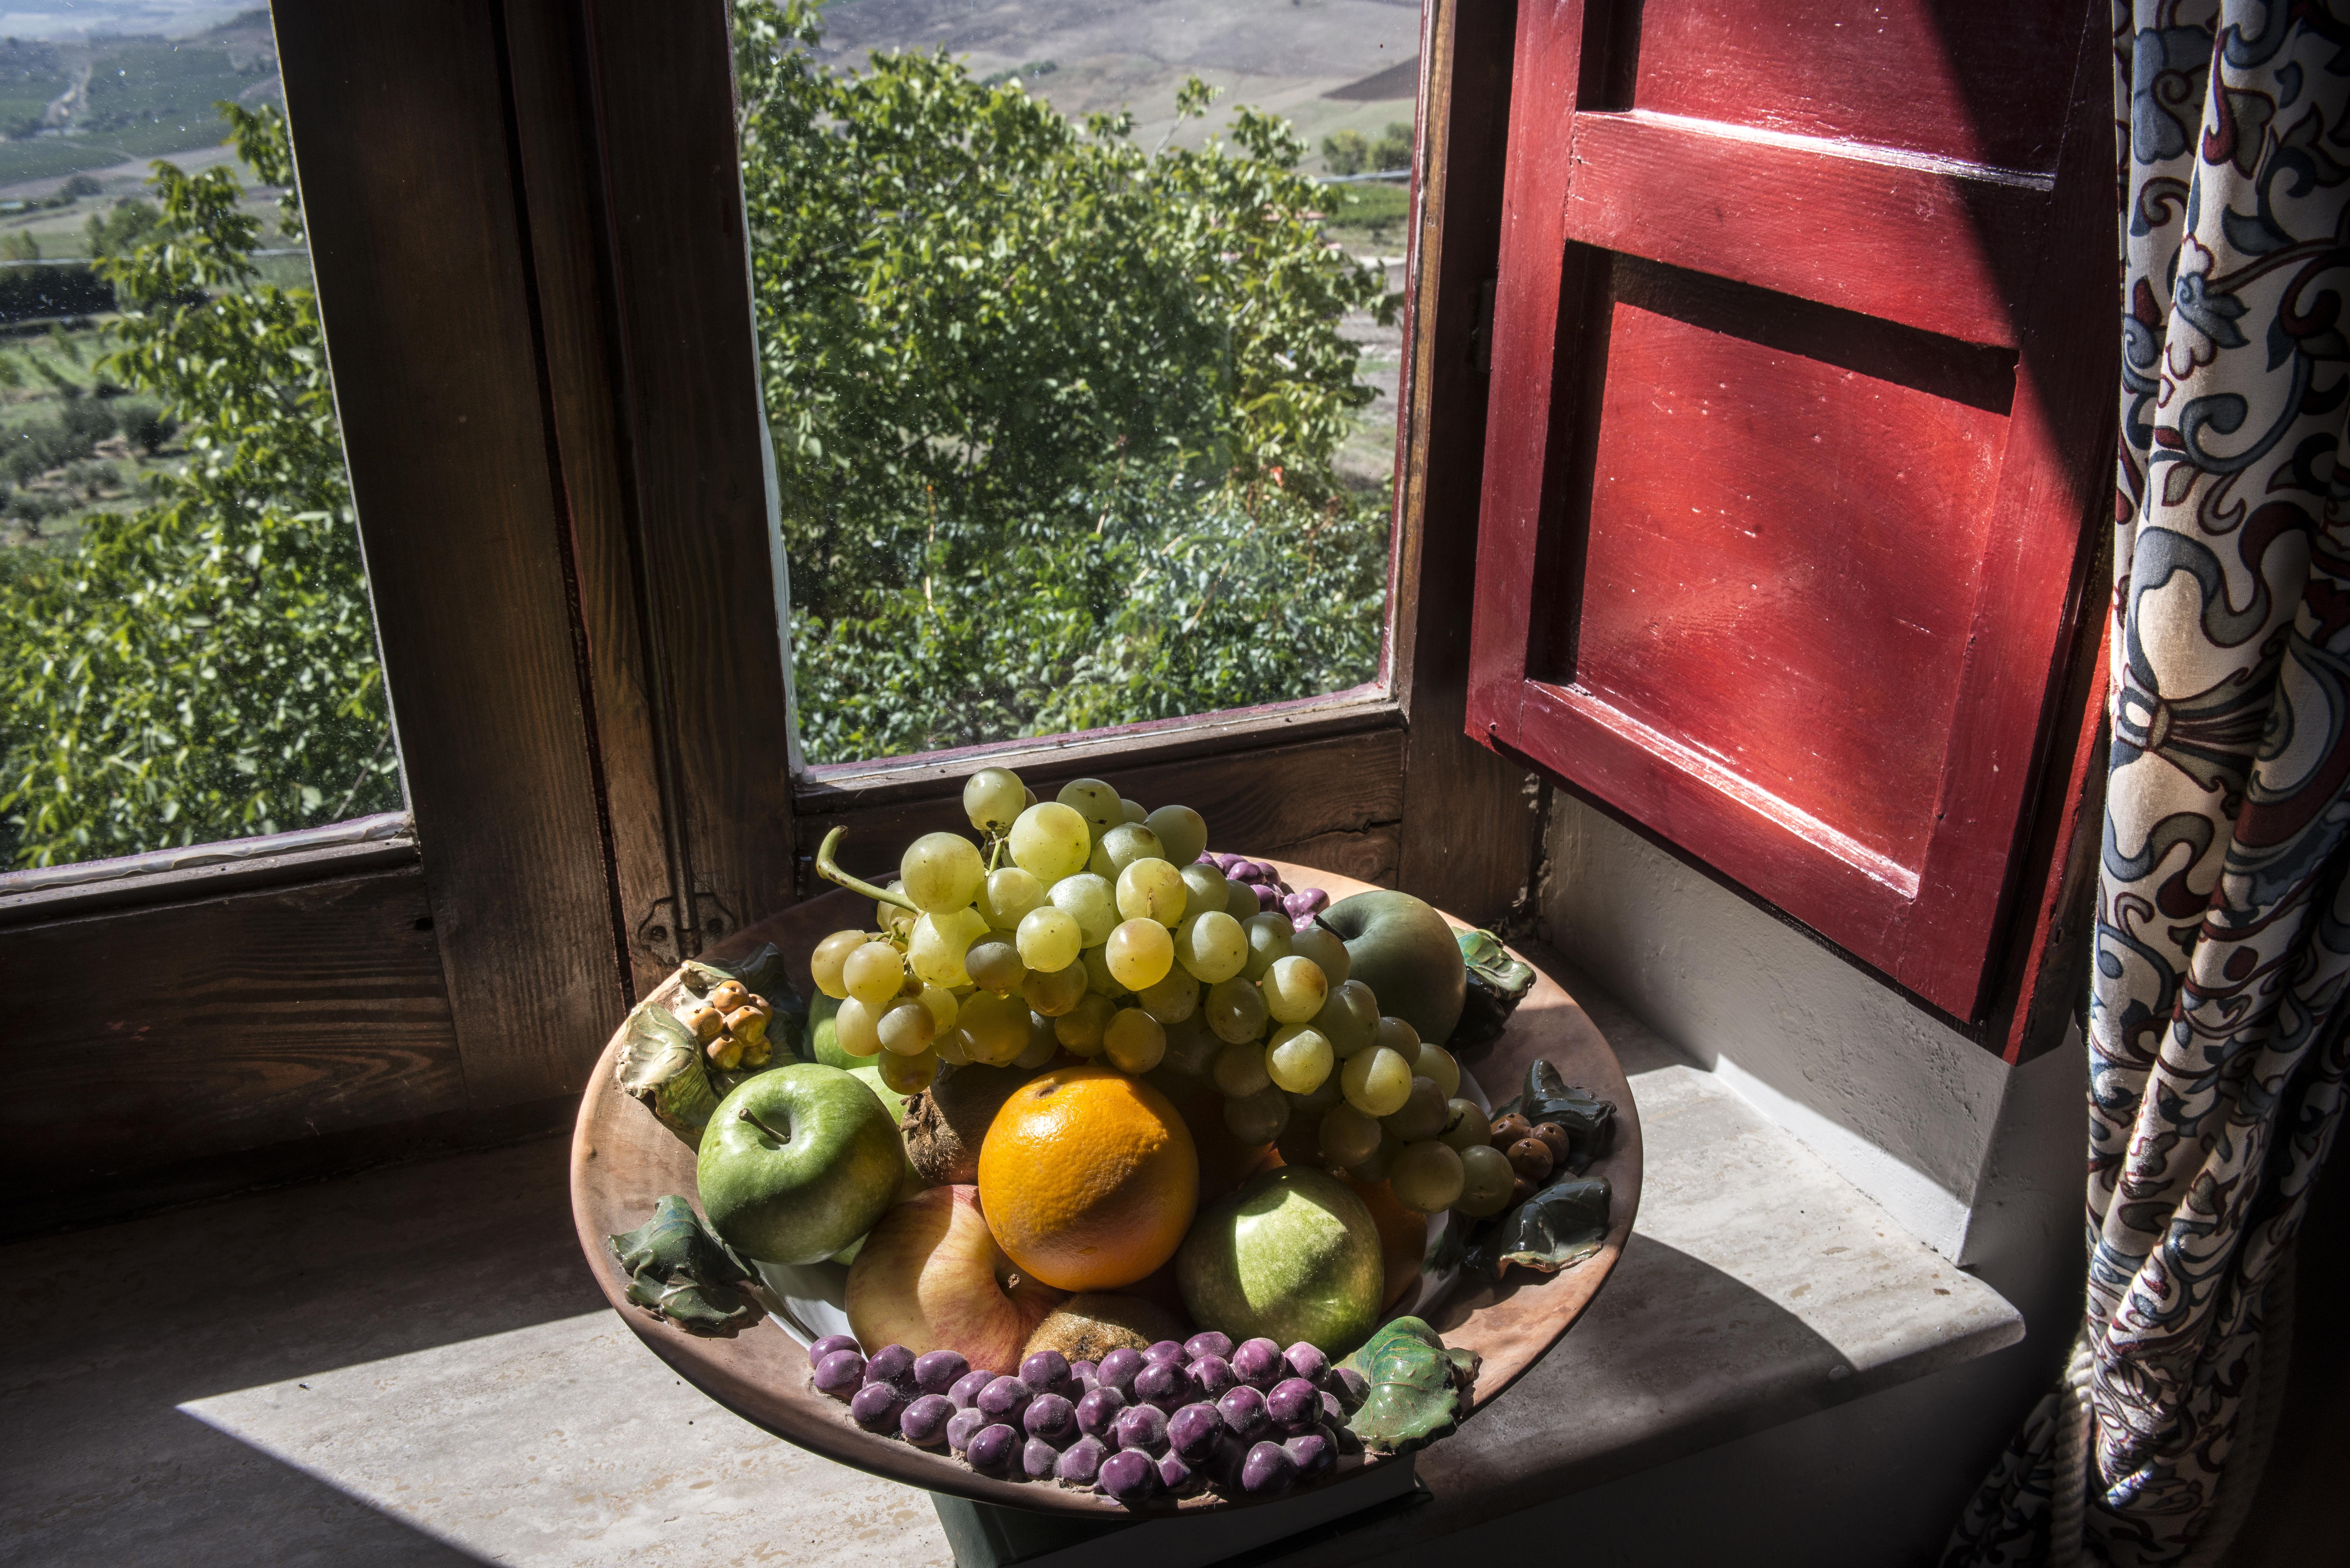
<box><xmin>0</xmin><ymin>9</ymin><xmax>277</xmax><ymax>189</ymax></box>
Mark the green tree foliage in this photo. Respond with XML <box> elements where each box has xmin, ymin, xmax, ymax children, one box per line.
<box><xmin>0</xmin><ymin>5</ymin><xmax>1402</xmax><ymax>861</ymax></box>
<box><xmin>738</xmin><ymin>1</ymin><xmax>1396</xmax><ymax>761</ymax></box>
<box><xmin>0</xmin><ymin>105</ymin><xmax>397</xmax><ymax>866</ymax></box>
<box><xmin>1321</xmin><ymin>123</ymin><xmax>1410</xmax><ymax>178</ymax></box>
<box><xmin>85</xmin><ymin>197</ymin><xmax>162</xmax><ymax>258</ymax></box>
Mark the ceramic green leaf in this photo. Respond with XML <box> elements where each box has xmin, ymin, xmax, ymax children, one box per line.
<box><xmin>1450</xmin><ymin>928</ymin><xmax>1538</xmax><ymax>1048</ymax></box>
<box><xmin>1337</xmin><ymin>1315</ymin><xmax>1481</xmax><ymax>1454</ymax></box>
<box><xmin>614</xmin><ymin>1003</ymin><xmax>725</xmax><ymax>1145</ymax></box>
<box><xmin>616</xmin><ymin>949</ymin><xmax>808</xmax><ymax>1145</ymax></box>
<box><xmin>1496</xmin><ymin>1059</ymin><xmax>1615</xmax><ymax>1172</ymax></box>
<box><xmin>609</xmin><ymin>1195</ymin><xmax>764</xmax><ymax>1337</ymax></box>
<box><xmin>1465</xmin><ymin>1175</ymin><xmax>1612</xmax><ymax>1282</ymax></box>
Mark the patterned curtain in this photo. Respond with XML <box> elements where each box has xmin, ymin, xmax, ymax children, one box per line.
<box><xmin>1945</xmin><ymin>3</ymin><xmax>2350</xmax><ymax>1564</ymax></box>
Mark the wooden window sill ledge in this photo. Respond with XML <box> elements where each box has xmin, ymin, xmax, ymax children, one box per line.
<box><xmin>0</xmin><ymin>811</ymin><xmax>420</xmax><ymax>928</ymax></box>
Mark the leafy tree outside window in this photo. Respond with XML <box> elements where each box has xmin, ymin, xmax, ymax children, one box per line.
<box><xmin>0</xmin><ymin>3</ymin><xmax>1406</xmax><ymax>864</ymax></box>
<box><xmin>0</xmin><ymin>106</ymin><xmax>396</xmax><ymax>868</ymax></box>
<box><xmin>739</xmin><ymin>0</ymin><xmax>1400</xmax><ymax>763</ymax></box>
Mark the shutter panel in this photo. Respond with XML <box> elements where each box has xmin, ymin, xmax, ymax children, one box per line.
<box><xmin>1467</xmin><ymin>0</ymin><xmax>2112</xmax><ymax>1020</ymax></box>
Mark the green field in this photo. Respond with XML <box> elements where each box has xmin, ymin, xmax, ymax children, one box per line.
<box><xmin>1319</xmin><ymin>178</ymin><xmax>1410</xmax><ymax>249</ymax></box>
<box><xmin>0</xmin><ymin>316</ymin><xmax>185</xmax><ymax>562</ymax></box>
<box><xmin>0</xmin><ymin>11</ymin><xmax>279</xmax><ymax>190</ymax></box>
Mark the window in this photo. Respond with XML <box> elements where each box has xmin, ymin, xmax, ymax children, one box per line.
<box><xmin>5</xmin><ymin>0</ymin><xmax>2111</xmax><ymax>1242</ymax></box>
<box><xmin>734</xmin><ymin>1</ymin><xmax>1420</xmax><ymax>766</ymax></box>
<box><xmin>0</xmin><ymin>14</ymin><xmax>400</xmax><ymax>871</ymax></box>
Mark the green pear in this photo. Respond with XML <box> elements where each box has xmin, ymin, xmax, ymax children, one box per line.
<box><xmin>1177</xmin><ymin>1165</ymin><xmax>1382</xmax><ymax>1353</ymax></box>
<box><xmin>1322</xmin><ymin>890</ymin><xmax>1467</xmax><ymax>1045</ymax></box>
<box><xmin>698</xmin><ymin>1063</ymin><xmax>902</xmax><ymax>1265</ymax></box>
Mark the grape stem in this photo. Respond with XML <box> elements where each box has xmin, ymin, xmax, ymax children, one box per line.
<box><xmin>815</xmin><ymin>826</ymin><xmax>919</xmax><ymax>912</ymax></box>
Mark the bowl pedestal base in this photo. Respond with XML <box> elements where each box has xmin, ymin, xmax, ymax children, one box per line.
<box><xmin>934</xmin><ymin>1453</ymin><xmax>1421</xmax><ymax>1568</ymax></box>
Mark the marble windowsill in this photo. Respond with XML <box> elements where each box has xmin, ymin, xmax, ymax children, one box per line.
<box><xmin>0</xmin><ymin>948</ymin><xmax>2018</xmax><ymax>1568</ymax></box>
<box><xmin>1269</xmin><ymin>949</ymin><xmax>2022</xmax><ymax>1565</ymax></box>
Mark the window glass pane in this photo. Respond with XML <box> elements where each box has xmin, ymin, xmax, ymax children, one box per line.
<box><xmin>0</xmin><ymin>5</ymin><xmax>400</xmax><ymax>870</ymax></box>
<box><xmin>737</xmin><ymin>0</ymin><xmax>1420</xmax><ymax>765</ymax></box>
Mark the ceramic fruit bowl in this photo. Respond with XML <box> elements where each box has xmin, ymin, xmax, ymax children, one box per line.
<box><xmin>569</xmin><ymin>859</ymin><xmax>1642</xmax><ymax>1513</ymax></box>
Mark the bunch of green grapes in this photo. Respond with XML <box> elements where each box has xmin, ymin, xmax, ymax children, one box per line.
<box><xmin>807</xmin><ymin>767</ymin><xmax>1508</xmax><ymax>1221</ymax></box>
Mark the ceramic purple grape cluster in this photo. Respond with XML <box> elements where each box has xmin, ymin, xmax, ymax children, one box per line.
<box><xmin>1201</xmin><ymin>853</ymin><xmax>1330</xmax><ymax>932</ymax></box>
<box><xmin>807</xmin><ymin>1332</ymin><xmax>1368</xmax><ymax>1508</ymax></box>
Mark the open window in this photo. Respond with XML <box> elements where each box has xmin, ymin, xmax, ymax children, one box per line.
<box><xmin>4</xmin><ymin>0</ymin><xmax>1535</xmax><ymax>1224</ymax></box>
<box><xmin>11</xmin><ymin>0</ymin><xmax>2099</xmax><ymax>1231</ymax></box>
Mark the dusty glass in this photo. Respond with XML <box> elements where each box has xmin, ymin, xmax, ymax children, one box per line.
<box><xmin>0</xmin><ymin>6</ymin><xmax>400</xmax><ymax>870</ymax></box>
<box><xmin>735</xmin><ymin>0</ymin><xmax>1421</xmax><ymax>765</ymax></box>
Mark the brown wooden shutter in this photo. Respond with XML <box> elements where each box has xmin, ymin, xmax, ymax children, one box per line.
<box><xmin>1467</xmin><ymin>0</ymin><xmax>2113</xmax><ymax>1020</ymax></box>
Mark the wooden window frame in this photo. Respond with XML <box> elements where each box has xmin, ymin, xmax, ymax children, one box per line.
<box><xmin>0</xmin><ymin>0</ymin><xmax>1538</xmax><ymax>1231</ymax></box>
<box><xmin>3</xmin><ymin>0</ymin><xmax>2105</xmax><ymax>1238</ymax></box>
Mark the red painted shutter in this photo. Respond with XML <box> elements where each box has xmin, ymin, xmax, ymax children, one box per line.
<box><xmin>1467</xmin><ymin>0</ymin><xmax>2113</xmax><ymax>1020</ymax></box>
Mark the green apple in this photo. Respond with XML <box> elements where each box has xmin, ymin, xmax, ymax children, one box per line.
<box><xmin>808</xmin><ymin>992</ymin><xmax>858</xmax><ymax>1069</ymax></box>
<box><xmin>1322</xmin><ymin>890</ymin><xmax>1467</xmax><ymax>1046</ymax></box>
<box><xmin>698</xmin><ymin>1063</ymin><xmax>903</xmax><ymax>1265</ymax></box>
<box><xmin>849</xmin><ymin>1060</ymin><xmax>911</xmax><ymax>1126</ymax></box>
<box><xmin>1177</xmin><ymin>1165</ymin><xmax>1383</xmax><ymax>1353</ymax></box>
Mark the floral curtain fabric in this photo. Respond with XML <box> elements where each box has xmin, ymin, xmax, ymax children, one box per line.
<box><xmin>1946</xmin><ymin>3</ymin><xmax>2350</xmax><ymax>1564</ymax></box>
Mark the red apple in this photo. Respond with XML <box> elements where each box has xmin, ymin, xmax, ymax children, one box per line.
<box><xmin>845</xmin><ymin>1185</ymin><xmax>1065</xmax><ymax>1368</ymax></box>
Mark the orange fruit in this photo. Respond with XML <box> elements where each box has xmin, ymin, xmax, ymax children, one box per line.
<box><xmin>978</xmin><ymin>1065</ymin><xmax>1199</xmax><ymax>1292</ymax></box>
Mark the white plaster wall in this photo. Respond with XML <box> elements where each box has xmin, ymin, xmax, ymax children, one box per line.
<box><xmin>1538</xmin><ymin>792</ymin><xmax>2043</xmax><ymax>1264</ymax></box>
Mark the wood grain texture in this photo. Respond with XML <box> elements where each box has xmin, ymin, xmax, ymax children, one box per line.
<box><xmin>1267</xmin><ymin>824</ymin><xmax>1404</xmax><ymax>888</ymax></box>
<box><xmin>573</xmin><ymin>0</ymin><xmax>800</xmax><ymax>954</ymax></box>
<box><xmin>1470</xmin><ymin>0</ymin><xmax>2111</xmax><ymax>1023</ymax></box>
<box><xmin>0</xmin><ymin>868</ymin><xmax>464</xmax><ymax>1197</ymax></box>
<box><xmin>1573</xmin><ymin>294</ymin><xmax>2006</xmax><ymax>875</ymax></box>
<box><xmin>0</xmin><ymin>830</ymin><xmax>419</xmax><ymax>926</ymax></box>
<box><xmin>275</xmin><ymin>0</ymin><xmax>626</xmax><ymax>1103</ymax></box>
<box><xmin>800</xmin><ymin>728</ymin><xmax>1408</xmax><ymax>891</ymax></box>
<box><xmin>571</xmin><ymin>866</ymin><xmax>1641</xmax><ymax>1516</ymax></box>
<box><xmin>1893</xmin><ymin>24</ymin><xmax>2119</xmax><ymax>1019</ymax></box>
<box><xmin>1393</xmin><ymin>0</ymin><xmax>1544</xmax><ymax>926</ymax></box>
<box><xmin>1987</xmin><ymin>474</ymin><xmax>2115</xmax><ymax>1065</ymax></box>
<box><xmin>1564</xmin><ymin>110</ymin><xmax>2044</xmax><ymax>350</ymax></box>
<box><xmin>1466</xmin><ymin>0</ymin><xmax>1588</xmax><ymax>752</ymax></box>
<box><xmin>1629</xmin><ymin>0</ymin><xmax>2080</xmax><ymax>171</ymax></box>
<box><xmin>501</xmin><ymin>0</ymin><xmax>674</xmax><ymax>999</ymax></box>
<box><xmin>801</xmin><ymin>690</ymin><xmax>1391</xmax><ymax>806</ymax></box>
<box><xmin>1518</xmin><ymin>678</ymin><xmax>1914</xmax><ymax>951</ymax></box>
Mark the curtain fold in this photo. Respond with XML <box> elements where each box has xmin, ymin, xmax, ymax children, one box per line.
<box><xmin>1946</xmin><ymin>3</ymin><xmax>2350</xmax><ymax>1563</ymax></box>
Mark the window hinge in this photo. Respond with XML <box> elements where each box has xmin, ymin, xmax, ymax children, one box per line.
<box><xmin>635</xmin><ymin>887</ymin><xmax>741</xmax><ymax>969</ymax></box>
